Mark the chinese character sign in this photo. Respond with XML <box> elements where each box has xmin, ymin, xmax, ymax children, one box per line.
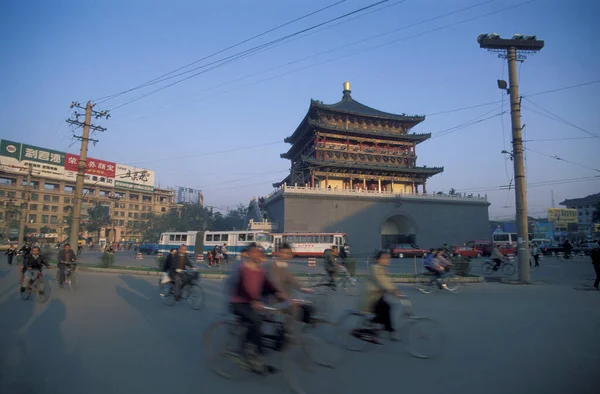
<box><xmin>547</xmin><ymin>208</ymin><xmax>578</xmax><ymax>225</ymax></box>
<box><xmin>114</xmin><ymin>164</ymin><xmax>155</xmax><ymax>192</ymax></box>
<box><xmin>64</xmin><ymin>153</ymin><xmax>116</xmax><ymax>178</ymax></box>
<box><xmin>20</xmin><ymin>143</ymin><xmax>65</xmax><ymax>166</ymax></box>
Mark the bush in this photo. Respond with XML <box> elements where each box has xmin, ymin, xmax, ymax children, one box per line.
<box><xmin>99</xmin><ymin>252</ymin><xmax>115</xmax><ymax>268</ymax></box>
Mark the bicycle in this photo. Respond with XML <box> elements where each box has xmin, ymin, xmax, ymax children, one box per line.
<box><xmin>336</xmin><ymin>296</ymin><xmax>443</xmax><ymax>359</ymax></box>
<box><xmin>482</xmin><ymin>258</ymin><xmax>515</xmax><ymax>276</ymax></box>
<box><xmin>416</xmin><ymin>267</ymin><xmax>461</xmax><ymax>294</ymax></box>
<box><xmin>160</xmin><ymin>269</ymin><xmax>204</xmax><ymax>310</ymax></box>
<box><xmin>21</xmin><ymin>267</ymin><xmax>49</xmax><ymax>303</ymax></box>
<box><xmin>309</xmin><ymin>265</ymin><xmax>360</xmax><ymax>296</ymax></box>
<box><xmin>202</xmin><ymin>298</ymin><xmax>339</xmax><ymax>394</ymax></box>
<box><xmin>60</xmin><ymin>263</ymin><xmax>77</xmax><ymax>291</ymax></box>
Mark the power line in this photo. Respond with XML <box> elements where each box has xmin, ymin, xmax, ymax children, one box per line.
<box><xmin>524</xmin><ymin>136</ymin><xmax>597</xmax><ymax>142</ymax></box>
<box><xmin>456</xmin><ymin>175</ymin><xmax>600</xmax><ymax>194</ymax></box>
<box><xmin>522</xmin><ymin>97</ymin><xmax>600</xmax><ymax>138</ymax></box>
<box><xmin>525</xmin><ymin>79</ymin><xmax>600</xmax><ymax>98</ymax></box>
<box><xmin>524</xmin><ymin>147</ymin><xmax>600</xmax><ymax>173</ymax></box>
<box><xmin>430</xmin><ymin>107</ymin><xmax>506</xmax><ymax>139</ymax></box>
<box><xmin>106</xmin><ymin>0</ymin><xmax>391</xmax><ymax>111</ymax></box>
<box><xmin>111</xmin><ymin>0</ymin><xmax>522</xmax><ymax>119</ymax></box>
<box><xmin>94</xmin><ymin>0</ymin><xmax>350</xmax><ymax>103</ymax></box>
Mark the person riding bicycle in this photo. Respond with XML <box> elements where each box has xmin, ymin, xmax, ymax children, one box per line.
<box><xmin>266</xmin><ymin>242</ymin><xmax>315</xmax><ymax>326</ymax></box>
<box><xmin>57</xmin><ymin>243</ymin><xmax>77</xmax><ymax>288</ymax></box>
<box><xmin>221</xmin><ymin>243</ymin><xmax>229</xmax><ymax>263</ymax></box>
<box><xmin>161</xmin><ymin>248</ymin><xmax>177</xmax><ymax>285</ymax></box>
<box><xmin>21</xmin><ymin>246</ymin><xmax>49</xmax><ymax>293</ymax></box>
<box><xmin>5</xmin><ymin>244</ymin><xmax>17</xmax><ymax>265</ymax></box>
<box><xmin>228</xmin><ymin>242</ymin><xmax>287</xmax><ymax>374</ymax></box>
<box><xmin>424</xmin><ymin>249</ymin><xmax>447</xmax><ymax>289</ymax></box>
<box><xmin>324</xmin><ymin>245</ymin><xmax>339</xmax><ymax>290</ymax></box>
<box><xmin>19</xmin><ymin>241</ymin><xmax>32</xmax><ymax>258</ymax></box>
<box><xmin>172</xmin><ymin>244</ymin><xmax>195</xmax><ymax>301</ymax></box>
<box><xmin>358</xmin><ymin>250</ymin><xmax>404</xmax><ymax>343</ymax></box>
<box><xmin>491</xmin><ymin>246</ymin><xmax>505</xmax><ymax>271</ymax></box>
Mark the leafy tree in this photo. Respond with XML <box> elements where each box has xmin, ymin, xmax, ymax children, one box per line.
<box><xmin>85</xmin><ymin>203</ymin><xmax>111</xmax><ymax>243</ymax></box>
<box><xmin>593</xmin><ymin>202</ymin><xmax>600</xmax><ymax>222</ymax></box>
<box><xmin>449</xmin><ymin>188</ymin><xmax>457</xmax><ymax>195</ymax></box>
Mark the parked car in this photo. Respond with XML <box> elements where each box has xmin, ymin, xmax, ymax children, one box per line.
<box><xmin>452</xmin><ymin>245</ymin><xmax>483</xmax><ymax>258</ymax></box>
<box><xmin>137</xmin><ymin>243</ymin><xmax>158</xmax><ymax>254</ymax></box>
<box><xmin>539</xmin><ymin>243</ymin><xmax>564</xmax><ymax>256</ymax></box>
<box><xmin>391</xmin><ymin>243</ymin><xmax>426</xmax><ymax>258</ymax></box>
<box><xmin>464</xmin><ymin>240</ymin><xmax>493</xmax><ymax>256</ymax></box>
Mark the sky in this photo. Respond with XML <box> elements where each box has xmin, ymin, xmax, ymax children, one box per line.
<box><xmin>1</xmin><ymin>0</ymin><xmax>599</xmax><ymax>219</ymax></box>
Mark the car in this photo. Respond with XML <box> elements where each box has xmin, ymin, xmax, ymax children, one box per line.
<box><xmin>137</xmin><ymin>243</ymin><xmax>158</xmax><ymax>254</ymax></box>
<box><xmin>464</xmin><ymin>240</ymin><xmax>493</xmax><ymax>256</ymax></box>
<box><xmin>496</xmin><ymin>244</ymin><xmax>517</xmax><ymax>256</ymax></box>
<box><xmin>539</xmin><ymin>243</ymin><xmax>564</xmax><ymax>256</ymax></box>
<box><xmin>391</xmin><ymin>243</ymin><xmax>426</xmax><ymax>258</ymax></box>
<box><xmin>452</xmin><ymin>245</ymin><xmax>483</xmax><ymax>258</ymax></box>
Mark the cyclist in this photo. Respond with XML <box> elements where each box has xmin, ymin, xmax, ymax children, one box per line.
<box><xmin>324</xmin><ymin>245</ymin><xmax>339</xmax><ymax>290</ymax></box>
<box><xmin>161</xmin><ymin>248</ymin><xmax>177</xmax><ymax>286</ymax></box>
<box><xmin>221</xmin><ymin>243</ymin><xmax>229</xmax><ymax>263</ymax></box>
<box><xmin>424</xmin><ymin>249</ymin><xmax>446</xmax><ymax>289</ymax></box>
<box><xmin>172</xmin><ymin>244</ymin><xmax>195</xmax><ymax>301</ymax></box>
<box><xmin>229</xmin><ymin>242</ymin><xmax>287</xmax><ymax>374</ymax></box>
<box><xmin>5</xmin><ymin>244</ymin><xmax>17</xmax><ymax>265</ymax></box>
<box><xmin>358</xmin><ymin>250</ymin><xmax>404</xmax><ymax>343</ymax></box>
<box><xmin>57</xmin><ymin>243</ymin><xmax>77</xmax><ymax>288</ymax></box>
<box><xmin>266</xmin><ymin>242</ymin><xmax>314</xmax><ymax>325</ymax></box>
<box><xmin>491</xmin><ymin>246</ymin><xmax>505</xmax><ymax>271</ymax></box>
<box><xmin>21</xmin><ymin>246</ymin><xmax>49</xmax><ymax>294</ymax></box>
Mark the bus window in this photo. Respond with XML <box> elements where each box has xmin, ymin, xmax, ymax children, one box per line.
<box><xmin>247</xmin><ymin>233</ymin><xmax>254</xmax><ymax>241</ymax></box>
<box><xmin>327</xmin><ymin>235</ymin><xmax>333</xmax><ymax>244</ymax></box>
<box><xmin>238</xmin><ymin>234</ymin><xmax>246</xmax><ymax>242</ymax></box>
<box><xmin>206</xmin><ymin>234</ymin><xmax>213</xmax><ymax>242</ymax></box>
<box><xmin>175</xmin><ymin>234</ymin><xmax>181</xmax><ymax>241</ymax></box>
<box><xmin>182</xmin><ymin>235</ymin><xmax>187</xmax><ymax>242</ymax></box>
<box><xmin>214</xmin><ymin>234</ymin><xmax>221</xmax><ymax>242</ymax></box>
<box><xmin>256</xmin><ymin>233</ymin><xmax>269</xmax><ymax>242</ymax></box>
<box><xmin>169</xmin><ymin>234</ymin><xmax>175</xmax><ymax>241</ymax></box>
<box><xmin>222</xmin><ymin>234</ymin><xmax>228</xmax><ymax>242</ymax></box>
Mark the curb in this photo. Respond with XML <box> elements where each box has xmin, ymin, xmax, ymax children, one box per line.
<box><xmin>79</xmin><ymin>267</ymin><xmax>484</xmax><ymax>283</ymax></box>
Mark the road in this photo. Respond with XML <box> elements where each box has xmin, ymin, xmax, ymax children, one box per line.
<box><xmin>0</xmin><ymin>257</ymin><xmax>598</xmax><ymax>394</ymax></box>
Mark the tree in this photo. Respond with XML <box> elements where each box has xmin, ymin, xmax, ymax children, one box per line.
<box><xmin>85</xmin><ymin>203</ymin><xmax>111</xmax><ymax>243</ymax></box>
<box><xmin>449</xmin><ymin>188</ymin><xmax>457</xmax><ymax>195</ymax></box>
<box><xmin>593</xmin><ymin>201</ymin><xmax>600</xmax><ymax>223</ymax></box>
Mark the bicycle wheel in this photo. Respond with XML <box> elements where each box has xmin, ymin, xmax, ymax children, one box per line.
<box><xmin>187</xmin><ymin>284</ymin><xmax>205</xmax><ymax>310</ymax></box>
<box><xmin>336</xmin><ymin>311</ymin><xmax>376</xmax><ymax>352</ymax></box>
<box><xmin>309</xmin><ymin>274</ymin><xmax>329</xmax><ymax>295</ymax></box>
<box><xmin>416</xmin><ymin>277</ymin><xmax>435</xmax><ymax>294</ymax></box>
<box><xmin>503</xmin><ymin>263</ymin><xmax>516</xmax><ymax>276</ymax></box>
<box><xmin>341</xmin><ymin>276</ymin><xmax>361</xmax><ymax>296</ymax></box>
<box><xmin>443</xmin><ymin>274</ymin><xmax>461</xmax><ymax>293</ymax></box>
<box><xmin>401</xmin><ymin>316</ymin><xmax>444</xmax><ymax>359</ymax></box>
<box><xmin>302</xmin><ymin>319</ymin><xmax>343</xmax><ymax>368</ymax></box>
<box><xmin>312</xmin><ymin>292</ymin><xmax>331</xmax><ymax>318</ymax></box>
<box><xmin>68</xmin><ymin>271</ymin><xmax>77</xmax><ymax>292</ymax></box>
<box><xmin>20</xmin><ymin>286</ymin><xmax>31</xmax><ymax>300</ymax></box>
<box><xmin>158</xmin><ymin>279</ymin><xmax>165</xmax><ymax>295</ymax></box>
<box><xmin>36</xmin><ymin>280</ymin><xmax>49</xmax><ymax>303</ymax></box>
<box><xmin>202</xmin><ymin>320</ymin><xmax>253</xmax><ymax>381</ymax></box>
<box><xmin>162</xmin><ymin>283</ymin><xmax>176</xmax><ymax>306</ymax></box>
<box><xmin>482</xmin><ymin>262</ymin><xmax>494</xmax><ymax>276</ymax></box>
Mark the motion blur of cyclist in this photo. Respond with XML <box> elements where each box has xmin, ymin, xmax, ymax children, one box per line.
<box><xmin>324</xmin><ymin>245</ymin><xmax>339</xmax><ymax>289</ymax></box>
<box><xmin>266</xmin><ymin>243</ymin><xmax>314</xmax><ymax>326</ymax></box>
<box><xmin>424</xmin><ymin>249</ymin><xmax>450</xmax><ymax>289</ymax></box>
<box><xmin>21</xmin><ymin>246</ymin><xmax>49</xmax><ymax>293</ymax></box>
<box><xmin>172</xmin><ymin>244</ymin><xmax>195</xmax><ymax>301</ymax></box>
<box><xmin>228</xmin><ymin>242</ymin><xmax>287</xmax><ymax>374</ymax></box>
<box><xmin>491</xmin><ymin>246</ymin><xmax>505</xmax><ymax>271</ymax></box>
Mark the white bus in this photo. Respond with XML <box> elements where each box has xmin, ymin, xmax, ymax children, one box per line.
<box><xmin>203</xmin><ymin>230</ymin><xmax>272</xmax><ymax>257</ymax></box>
<box><xmin>492</xmin><ymin>232</ymin><xmax>518</xmax><ymax>246</ymax></box>
<box><xmin>272</xmin><ymin>232</ymin><xmax>347</xmax><ymax>257</ymax></box>
<box><xmin>158</xmin><ymin>231</ymin><xmax>204</xmax><ymax>256</ymax></box>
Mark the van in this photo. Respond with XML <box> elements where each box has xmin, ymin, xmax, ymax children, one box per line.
<box><xmin>464</xmin><ymin>240</ymin><xmax>493</xmax><ymax>257</ymax></box>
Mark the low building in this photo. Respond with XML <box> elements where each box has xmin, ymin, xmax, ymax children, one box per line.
<box><xmin>262</xmin><ymin>83</ymin><xmax>490</xmax><ymax>255</ymax></box>
<box><xmin>560</xmin><ymin>192</ymin><xmax>600</xmax><ymax>235</ymax></box>
<box><xmin>175</xmin><ymin>186</ymin><xmax>203</xmax><ymax>205</ymax></box>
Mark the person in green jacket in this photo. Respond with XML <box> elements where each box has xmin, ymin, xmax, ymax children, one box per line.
<box><xmin>324</xmin><ymin>245</ymin><xmax>339</xmax><ymax>289</ymax></box>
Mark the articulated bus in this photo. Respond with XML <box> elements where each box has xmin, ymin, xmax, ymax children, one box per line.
<box><xmin>203</xmin><ymin>230</ymin><xmax>272</xmax><ymax>257</ymax></box>
<box><xmin>158</xmin><ymin>231</ymin><xmax>204</xmax><ymax>256</ymax></box>
<box><xmin>272</xmin><ymin>232</ymin><xmax>347</xmax><ymax>257</ymax></box>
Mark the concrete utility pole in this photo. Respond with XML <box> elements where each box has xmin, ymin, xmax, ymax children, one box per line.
<box><xmin>478</xmin><ymin>33</ymin><xmax>544</xmax><ymax>283</ymax></box>
<box><xmin>65</xmin><ymin>101</ymin><xmax>109</xmax><ymax>246</ymax></box>
<box><xmin>18</xmin><ymin>163</ymin><xmax>33</xmax><ymax>245</ymax></box>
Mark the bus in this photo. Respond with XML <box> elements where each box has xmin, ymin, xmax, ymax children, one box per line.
<box><xmin>271</xmin><ymin>232</ymin><xmax>347</xmax><ymax>257</ymax></box>
<box><xmin>203</xmin><ymin>230</ymin><xmax>272</xmax><ymax>258</ymax></box>
<box><xmin>492</xmin><ymin>232</ymin><xmax>518</xmax><ymax>246</ymax></box>
<box><xmin>158</xmin><ymin>231</ymin><xmax>204</xmax><ymax>256</ymax></box>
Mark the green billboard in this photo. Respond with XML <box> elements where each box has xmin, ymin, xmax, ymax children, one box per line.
<box><xmin>0</xmin><ymin>139</ymin><xmax>22</xmax><ymax>160</ymax></box>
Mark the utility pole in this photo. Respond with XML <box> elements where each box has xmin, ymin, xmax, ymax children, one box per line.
<box><xmin>478</xmin><ymin>33</ymin><xmax>544</xmax><ymax>283</ymax></box>
<box><xmin>18</xmin><ymin>163</ymin><xmax>33</xmax><ymax>245</ymax></box>
<box><xmin>65</xmin><ymin>101</ymin><xmax>109</xmax><ymax>247</ymax></box>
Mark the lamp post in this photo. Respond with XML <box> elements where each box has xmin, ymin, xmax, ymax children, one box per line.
<box><xmin>478</xmin><ymin>33</ymin><xmax>544</xmax><ymax>283</ymax></box>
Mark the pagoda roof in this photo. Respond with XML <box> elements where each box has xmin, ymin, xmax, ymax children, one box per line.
<box><xmin>301</xmin><ymin>157</ymin><xmax>443</xmax><ymax>176</ymax></box>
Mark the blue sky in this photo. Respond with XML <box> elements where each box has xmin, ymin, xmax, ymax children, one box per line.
<box><xmin>1</xmin><ymin>0</ymin><xmax>599</xmax><ymax>218</ymax></box>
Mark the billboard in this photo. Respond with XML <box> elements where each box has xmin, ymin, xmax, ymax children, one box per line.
<box><xmin>0</xmin><ymin>139</ymin><xmax>69</xmax><ymax>181</ymax></box>
<box><xmin>64</xmin><ymin>153</ymin><xmax>116</xmax><ymax>187</ymax></box>
<box><xmin>547</xmin><ymin>208</ymin><xmax>577</xmax><ymax>225</ymax></box>
<box><xmin>114</xmin><ymin>164</ymin><xmax>155</xmax><ymax>192</ymax></box>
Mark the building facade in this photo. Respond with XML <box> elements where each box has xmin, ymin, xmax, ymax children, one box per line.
<box><xmin>560</xmin><ymin>192</ymin><xmax>600</xmax><ymax>235</ymax></box>
<box><xmin>262</xmin><ymin>83</ymin><xmax>490</xmax><ymax>255</ymax></box>
<box><xmin>176</xmin><ymin>186</ymin><xmax>203</xmax><ymax>205</ymax></box>
<box><xmin>0</xmin><ymin>139</ymin><xmax>177</xmax><ymax>244</ymax></box>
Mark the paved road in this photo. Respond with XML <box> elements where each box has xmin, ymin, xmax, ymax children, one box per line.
<box><xmin>0</xmin><ymin>259</ymin><xmax>598</xmax><ymax>394</ymax></box>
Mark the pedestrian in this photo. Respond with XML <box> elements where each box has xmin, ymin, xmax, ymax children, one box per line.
<box><xmin>532</xmin><ymin>243</ymin><xmax>540</xmax><ymax>267</ymax></box>
<box><xmin>5</xmin><ymin>244</ymin><xmax>17</xmax><ymax>265</ymax></box>
<box><xmin>591</xmin><ymin>241</ymin><xmax>600</xmax><ymax>291</ymax></box>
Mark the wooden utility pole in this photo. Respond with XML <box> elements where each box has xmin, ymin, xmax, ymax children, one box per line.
<box><xmin>65</xmin><ymin>101</ymin><xmax>109</xmax><ymax>246</ymax></box>
<box><xmin>18</xmin><ymin>163</ymin><xmax>33</xmax><ymax>245</ymax></box>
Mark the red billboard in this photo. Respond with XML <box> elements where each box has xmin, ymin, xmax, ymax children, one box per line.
<box><xmin>64</xmin><ymin>153</ymin><xmax>116</xmax><ymax>178</ymax></box>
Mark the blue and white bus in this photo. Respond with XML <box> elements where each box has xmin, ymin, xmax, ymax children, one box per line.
<box><xmin>158</xmin><ymin>231</ymin><xmax>204</xmax><ymax>256</ymax></box>
<box><xmin>203</xmin><ymin>230</ymin><xmax>272</xmax><ymax>257</ymax></box>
